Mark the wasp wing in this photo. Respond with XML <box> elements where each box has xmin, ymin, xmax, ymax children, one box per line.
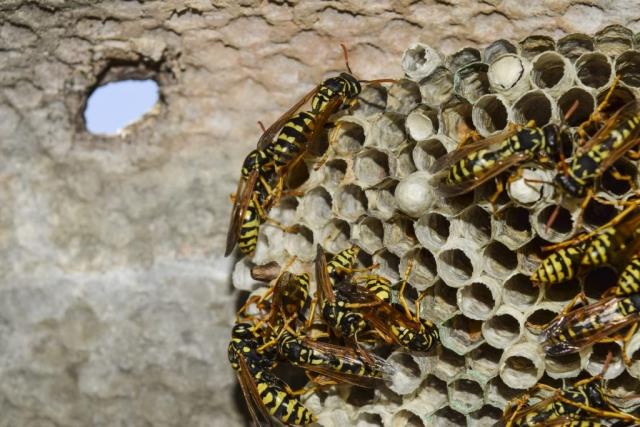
<box><xmin>225</xmin><ymin>169</ymin><xmax>260</xmax><ymax>257</ymax></box>
<box><xmin>434</xmin><ymin>152</ymin><xmax>530</xmax><ymax>197</ymax></box>
<box><xmin>257</xmin><ymin>85</ymin><xmax>322</xmax><ymax>150</ymax></box>
<box><xmin>235</xmin><ymin>351</ymin><xmax>274</xmax><ymax>427</ymax></box>
<box><xmin>540</xmin><ymin>296</ymin><xmax>639</xmax><ymax>356</ymax></box>
<box><xmin>429</xmin><ymin>126</ymin><xmax>520</xmax><ymax>174</ymax></box>
<box><xmin>315</xmin><ymin>245</ymin><xmax>335</xmax><ymax>303</ymax></box>
<box><xmin>576</xmin><ymin>100</ymin><xmax>640</xmax><ymax>155</ymax></box>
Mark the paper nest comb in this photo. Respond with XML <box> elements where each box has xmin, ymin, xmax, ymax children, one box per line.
<box><xmin>231</xmin><ymin>24</ymin><xmax>640</xmax><ymax>426</ymax></box>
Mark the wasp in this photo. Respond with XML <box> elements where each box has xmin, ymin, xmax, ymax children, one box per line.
<box><xmin>224</xmin><ymin>47</ymin><xmax>393</xmax><ymax>258</ymax></box>
<box><xmin>532</xmin><ymin>202</ymin><xmax>640</xmax><ymax>286</ymax></box>
<box><xmin>429</xmin><ymin>122</ymin><xmax>566</xmax><ymax>199</ymax></box>
<box><xmin>228</xmin><ymin>322</ymin><xmax>316</xmax><ymax>426</ymax></box>
<box><xmin>503</xmin><ymin>357</ymin><xmax>640</xmax><ymax>427</ymax></box>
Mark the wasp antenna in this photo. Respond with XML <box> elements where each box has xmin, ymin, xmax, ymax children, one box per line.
<box><xmin>340</xmin><ymin>43</ymin><xmax>353</xmax><ymax>74</ymax></box>
<box><xmin>563</xmin><ymin>99</ymin><xmax>580</xmax><ymax>122</ymax></box>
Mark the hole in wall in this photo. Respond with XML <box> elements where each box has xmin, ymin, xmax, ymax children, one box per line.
<box><xmin>84</xmin><ymin>79</ymin><xmax>159</xmax><ymax>135</ymax></box>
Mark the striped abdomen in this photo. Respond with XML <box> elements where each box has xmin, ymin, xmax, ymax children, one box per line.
<box><xmin>446</xmin><ymin>147</ymin><xmax>506</xmax><ymax>185</ymax></box>
<box><xmin>531</xmin><ymin>245</ymin><xmax>584</xmax><ymax>285</ymax></box>
<box><xmin>365</xmin><ymin>275</ymin><xmax>391</xmax><ymax>302</ymax></box>
<box><xmin>254</xmin><ymin>369</ymin><xmax>316</xmax><ymax>425</ymax></box>
<box><xmin>278</xmin><ymin>331</ymin><xmax>330</xmax><ymax>366</ymax></box>
<box><xmin>616</xmin><ymin>256</ymin><xmax>640</xmax><ymax>296</ymax></box>
<box><xmin>238</xmin><ymin>198</ymin><xmax>263</xmax><ymax>256</ymax></box>
<box><xmin>327</xmin><ymin>246</ymin><xmax>360</xmax><ymax>283</ymax></box>
<box><xmin>267</xmin><ymin>111</ymin><xmax>317</xmax><ymax>169</ymax></box>
<box><xmin>580</xmin><ymin>227</ymin><xmax>616</xmax><ymax>267</ymax></box>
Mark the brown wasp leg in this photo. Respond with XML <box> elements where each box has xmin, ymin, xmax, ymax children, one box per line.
<box><xmin>264</xmin><ymin>218</ymin><xmax>300</xmax><ymax>234</ymax></box>
<box><xmin>621</xmin><ymin>323</ymin><xmax>639</xmax><ymax>366</ymax></box>
<box><xmin>305</xmin><ymin>297</ymin><xmax>318</xmax><ymax>331</ymax></box>
<box><xmin>398</xmin><ymin>257</ymin><xmax>416</xmax><ymax>318</ymax></box>
<box><xmin>314</xmin><ymin>122</ymin><xmax>341</xmax><ymax>171</ymax></box>
<box><xmin>333</xmin><ymin>262</ymin><xmax>380</xmax><ymax>276</ymax></box>
<box><xmin>576</xmin><ymin>75</ymin><xmax>620</xmax><ymax>141</ymax></box>
<box><xmin>488</xmin><ymin>177</ymin><xmax>505</xmax><ymax>217</ymax></box>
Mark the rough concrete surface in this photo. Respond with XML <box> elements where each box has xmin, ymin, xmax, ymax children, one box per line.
<box><xmin>1</xmin><ymin>1</ymin><xmax>639</xmax><ymax>426</ymax></box>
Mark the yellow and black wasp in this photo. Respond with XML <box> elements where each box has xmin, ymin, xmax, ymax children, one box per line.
<box><xmin>429</xmin><ymin>122</ymin><xmax>567</xmax><ymax>199</ymax></box>
<box><xmin>225</xmin><ymin>46</ymin><xmax>394</xmax><ymax>257</ymax></box>
<box><xmin>531</xmin><ymin>202</ymin><xmax>640</xmax><ymax>286</ymax></box>
<box><xmin>503</xmin><ymin>358</ymin><xmax>640</xmax><ymax>427</ymax></box>
<box><xmin>228</xmin><ymin>322</ymin><xmax>316</xmax><ymax>426</ymax></box>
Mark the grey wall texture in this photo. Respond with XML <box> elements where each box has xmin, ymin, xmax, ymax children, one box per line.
<box><xmin>1</xmin><ymin>1</ymin><xmax>640</xmax><ymax>426</ymax></box>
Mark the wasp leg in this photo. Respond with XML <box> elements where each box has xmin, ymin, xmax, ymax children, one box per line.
<box><xmin>264</xmin><ymin>218</ymin><xmax>300</xmax><ymax>234</ymax></box>
<box><xmin>627</xmin><ymin>148</ymin><xmax>640</xmax><ymax>160</ymax></box>
<box><xmin>305</xmin><ymin>297</ymin><xmax>318</xmax><ymax>331</ymax></box>
<box><xmin>622</xmin><ymin>323</ymin><xmax>639</xmax><ymax>366</ymax></box>
<box><xmin>398</xmin><ymin>257</ymin><xmax>416</xmax><ymax>318</ymax></box>
<box><xmin>488</xmin><ymin>177</ymin><xmax>505</xmax><ymax>217</ymax></box>
<box><xmin>576</xmin><ymin>75</ymin><xmax>620</xmax><ymax>141</ymax></box>
<box><xmin>333</xmin><ymin>263</ymin><xmax>380</xmax><ymax>276</ymax></box>
<box><xmin>314</xmin><ymin>122</ymin><xmax>341</xmax><ymax>171</ymax></box>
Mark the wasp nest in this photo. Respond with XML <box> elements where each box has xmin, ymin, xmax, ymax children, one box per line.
<box><xmin>232</xmin><ymin>24</ymin><xmax>640</xmax><ymax>426</ymax></box>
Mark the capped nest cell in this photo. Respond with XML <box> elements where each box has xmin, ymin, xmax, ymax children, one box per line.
<box><xmin>231</xmin><ymin>25</ymin><xmax>640</xmax><ymax>426</ymax></box>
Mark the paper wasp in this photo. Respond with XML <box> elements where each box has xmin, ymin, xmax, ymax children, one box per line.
<box><xmin>503</xmin><ymin>355</ymin><xmax>640</xmax><ymax>427</ymax></box>
<box><xmin>225</xmin><ymin>46</ymin><xmax>394</xmax><ymax>257</ymax></box>
<box><xmin>429</xmin><ymin>121</ymin><xmax>567</xmax><ymax>201</ymax></box>
<box><xmin>228</xmin><ymin>322</ymin><xmax>316</xmax><ymax>426</ymax></box>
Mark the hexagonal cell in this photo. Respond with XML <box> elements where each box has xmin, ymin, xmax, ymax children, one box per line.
<box><xmin>346</xmin><ymin>386</ymin><xmax>375</xmax><ymax>407</ymax></box>
<box><xmin>402</xmin><ymin>43</ymin><xmax>444</xmax><ymax>81</ymax></box>
<box><xmin>516</xmin><ymin>236</ymin><xmax>546</xmax><ymax>275</ymax></box>
<box><xmin>511</xmin><ymin>90</ymin><xmax>553</xmax><ymax>126</ymax></box>
<box><xmin>471</xmin><ymin>94</ymin><xmax>508</xmax><ymax>136</ymax></box>
<box><xmin>386</xmin><ymin>78</ymin><xmax>421</xmax><ymax>114</ymax></box>
<box><xmin>615</xmin><ymin>50</ymin><xmax>640</xmax><ymax>87</ymax></box>
<box><xmin>366</xmin><ymin>112</ymin><xmax>406</xmax><ymax>151</ymax></box>
<box><xmin>355</xmin><ymin>84</ymin><xmax>388</xmax><ymax>117</ymax></box>
<box><xmin>594</xmin><ymin>24</ymin><xmax>633</xmax><ymax>55</ymax></box>
<box><xmin>298</xmin><ymin>186</ymin><xmax>333</xmax><ymax>227</ymax></box>
<box><xmin>454</xmin><ymin>62</ymin><xmax>490</xmax><ymax>103</ymax></box>
<box><xmin>447</xmin><ymin>47</ymin><xmax>481</xmax><ymax>72</ymax></box>
<box><xmin>503</xmin><ymin>273</ymin><xmax>540</xmax><ymax>310</ymax></box>
<box><xmin>441</xmin><ymin>98</ymin><xmax>473</xmax><ymax>141</ymax></box>
<box><xmin>467</xmin><ymin>405</ymin><xmax>503</xmax><ymax>427</ymax></box>
<box><xmin>391</xmin><ymin>410</ymin><xmax>426</xmax><ymax>427</ymax></box>
<box><xmin>354</xmin><ymin>148</ymin><xmax>390</xmax><ymax>188</ymax></box>
<box><xmin>400</xmin><ymin>247</ymin><xmax>437</xmax><ymax>291</ymax></box>
<box><xmin>424</xmin><ymin>279</ymin><xmax>459</xmax><ymax>323</ymax></box>
<box><xmin>544</xmin><ymin>278</ymin><xmax>581</xmax><ymax>306</ymax></box>
<box><xmin>330</xmin><ymin>119</ymin><xmax>366</xmax><ymax>156</ymax></box>
<box><xmin>606</xmin><ymin>371</ymin><xmax>640</xmax><ymax>409</ymax></box>
<box><xmin>390</xmin><ymin>143</ymin><xmax>417</xmax><ymax>180</ymax></box>
<box><xmin>523</xmin><ymin>303</ymin><xmax>559</xmax><ymax>341</ymax></box>
<box><xmin>494</xmin><ymin>206</ymin><xmax>533</xmax><ymax>250</ymax></box>
<box><xmin>407</xmin><ymin>105</ymin><xmax>440</xmax><ymax>143</ymax></box>
<box><xmin>419</xmin><ymin>66</ymin><xmax>454</xmax><ymax>107</ymax></box>
<box><xmin>520</xmin><ymin>35</ymin><xmax>555</xmax><ymax>59</ymax></box>
<box><xmin>388</xmin><ymin>350</ymin><xmax>425</xmax><ymax>395</ymax></box>
<box><xmin>319</xmin><ymin>219</ymin><xmax>351</xmax><ymax>254</ymax></box>
<box><xmin>457</xmin><ymin>278</ymin><xmax>500</xmax><ymax>321</ymax></box>
<box><xmin>483</xmin><ymin>241</ymin><xmax>518</xmax><ymax>279</ymax></box>
<box><xmin>557</xmin><ymin>87</ymin><xmax>595</xmax><ymax>127</ymax></box>
<box><xmin>284</xmin><ymin>224</ymin><xmax>315</xmax><ymax>261</ymax></box>
<box><xmin>557</xmin><ymin>33</ymin><xmax>594</xmax><ymax>61</ymax></box>
<box><xmin>354</xmin><ymin>411</ymin><xmax>383</xmax><ymax>426</ymax></box>
<box><xmin>383</xmin><ymin>216</ymin><xmax>417</xmax><ymax>257</ymax></box>
<box><xmin>544</xmin><ymin>352</ymin><xmax>586</xmax><ymax>379</ymax></box>
<box><xmin>481</xmin><ymin>306</ymin><xmax>523</xmax><ymax>349</ymax></box>
<box><xmin>499</xmin><ymin>342</ymin><xmax>545</xmax><ymax>389</ymax></box>
<box><xmin>575</xmin><ymin>52</ymin><xmax>612</xmax><ymax>89</ymax></box>
<box><xmin>413</xmin><ymin>375</ymin><xmax>449</xmax><ymax>416</ymax></box>
<box><xmin>351</xmin><ymin>216</ymin><xmax>384</xmax><ymax>254</ymax></box>
<box><xmin>533</xmin><ymin>204</ymin><xmax>574</xmax><ymax>243</ymax></box>
<box><xmin>433</xmin><ymin>346</ymin><xmax>465</xmax><ymax>382</ymax></box>
<box><xmin>448</xmin><ymin>377</ymin><xmax>484</xmax><ymax>414</ymax></box>
<box><xmin>583</xmin><ymin>265</ymin><xmax>618</xmax><ymax>299</ymax></box>
<box><xmin>415</xmin><ymin>212</ymin><xmax>451</xmax><ymax>252</ymax></box>
<box><xmin>531</xmin><ymin>52</ymin><xmax>572</xmax><ymax>90</ymax></box>
<box><xmin>485</xmin><ymin>377</ymin><xmax>520</xmax><ymax>409</ymax></box>
<box><xmin>365</xmin><ymin>180</ymin><xmax>398</xmax><ymax>221</ymax></box>
<box><xmin>487</xmin><ymin>54</ymin><xmax>529</xmax><ymax>98</ymax></box>
<box><xmin>586</xmin><ymin>342</ymin><xmax>625</xmax><ymax>380</ymax></box>
<box><xmin>467</xmin><ymin>343</ymin><xmax>503</xmax><ymax>382</ymax></box>
<box><xmin>483</xmin><ymin>39</ymin><xmax>518</xmax><ymax>63</ymax></box>
<box><xmin>452</xmin><ymin>206</ymin><xmax>492</xmax><ymax>246</ymax></box>
<box><xmin>412</xmin><ymin>137</ymin><xmax>448</xmax><ymax>172</ymax></box>
<box><xmin>322</xmin><ymin>158</ymin><xmax>347</xmax><ymax>190</ymax></box>
<box><xmin>440</xmin><ymin>314</ymin><xmax>484</xmax><ymax>355</ymax></box>
<box><xmin>430</xmin><ymin>406</ymin><xmax>466</xmax><ymax>427</ymax></box>
<box><xmin>372</xmin><ymin>249</ymin><xmax>400</xmax><ymax>282</ymax></box>
<box><xmin>581</xmin><ymin>195</ymin><xmax>621</xmax><ymax>230</ymax></box>
<box><xmin>437</xmin><ymin>245</ymin><xmax>477</xmax><ymax>288</ymax></box>
<box><xmin>437</xmin><ymin>191</ymin><xmax>476</xmax><ymax>217</ymax></box>
<box><xmin>333</xmin><ymin>184</ymin><xmax>368</xmax><ymax>222</ymax></box>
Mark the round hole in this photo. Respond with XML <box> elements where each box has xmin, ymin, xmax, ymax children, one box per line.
<box><xmin>504</xmin><ymin>206</ymin><xmax>531</xmax><ymax>232</ymax></box>
<box><xmin>300</xmin><ymin>187</ymin><xmax>332</xmax><ymax>226</ymax></box>
<box><xmin>484</xmin><ymin>241</ymin><xmax>518</xmax><ymax>278</ymax></box>
<box><xmin>483</xmin><ymin>312</ymin><xmax>521</xmax><ymax>348</ymax></box>
<box><xmin>334</xmin><ymin>184</ymin><xmax>367</xmax><ymax>221</ymax></box>
<box><xmin>526</xmin><ymin>308</ymin><xmax>557</xmax><ymax>329</ymax></box>
<box><xmin>412</xmin><ymin>138</ymin><xmax>447</xmax><ymax>171</ymax></box>
<box><xmin>320</xmin><ymin>219</ymin><xmax>350</xmax><ymax>253</ymax></box>
<box><xmin>432</xmin><ymin>407</ymin><xmax>465</xmax><ymax>426</ymax></box>
<box><xmin>557</xmin><ymin>33</ymin><xmax>594</xmax><ymax>61</ymax></box>
<box><xmin>502</xmin><ymin>355</ymin><xmax>539</xmax><ymax>388</ymax></box>
<box><xmin>354</xmin><ymin>149</ymin><xmax>390</xmax><ymax>187</ymax></box>
<box><xmin>537</xmin><ymin>204</ymin><xmax>573</xmax><ymax>237</ymax></box>
<box><xmin>600</xmin><ymin>159</ymin><xmax>636</xmax><ymax>196</ymax></box>
<box><xmin>616</xmin><ymin>50</ymin><xmax>640</xmax><ymax>87</ymax></box>
<box><xmin>438</xmin><ymin>249</ymin><xmax>474</xmax><ymax>284</ymax></box>
<box><xmin>459</xmin><ymin>206</ymin><xmax>492</xmax><ymax>244</ymax></box>
<box><xmin>596</xmin><ymin>85</ymin><xmax>636</xmax><ymax>114</ymax></box>
<box><xmin>323</xmin><ymin>159</ymin><xmax>347</xmax><ymax>188</ymax></box>
<box><xmin>544</xmin><ymin>353</ymin><xmax>582</xmax><ymax>378</ymax></box>
<box><xmin>576</xmin><ymin>53</ymin><xmax>612</xmax><ymax>88</ymax></box>
<box><xmin>531</xmin><ymin>52</ymin><xmax>566</xmax><ymax>89</ymax></box>
<box><xmin>503</xmin><ymin>274</ymin><xmax>539</xmax><ymax>309</ymax></box>
<box><xmin>472</xmin><ymin>95</ymin><xmax>508</xmax><ymax>134</ymax></box>
<box><xmin>391</xmin><ymin>410</ymin><xmax>424</xmax><ymax>427</ymax></box>
<box><xmin>545</xmin><ymin>278</ymin><xmax>581</xmax><ymax>303</ymax></box>
<box><xmin>449</xmin><ymin>378</ymin><xmax>484</xmax><ymax>413</ymax></box>
<box><xmin>583</xmin><ymin>266</ymin><xmax>618</xmax><ymax>299</ymax></box>
<box><xmin>332</xmin><ymin>121</ymin><xmax>365</xmax><ymax>155</ymax></box>
<box><xmin>357</xmin><ymin>216</ymin><xmax>383</xmax><ymax>253</ymax></box>
<box><xmin>469</xmin><ymin>343</ymin><xmax>502</xmax><ymax>377</ymax></box>
<box><xmin>582</xmin><ymin>197</ymin><xmax>620</xmax><ymax>229</ymax></box>
<box><xmin>459</xmin><ymin>282</ymin><xmax>496</xmax><ymax>320</ymax></box>
<box><xmin>557</xmin><ymin>88</ymin><xmax>595</xmax><ymax>127</ymax></box>
<box><xmin>512</xmin><ymin>91</ymin><xmax>552</xmax><ymax>126</ymax></box>
<box><xmin>407</xmin><ymin>248</ymin><xmax>437</xmax><ymax>290</ymax></box>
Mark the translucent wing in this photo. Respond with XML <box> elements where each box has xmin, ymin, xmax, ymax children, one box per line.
<box><xmin>434</xmin><ymin>152</ymin><xmax>530</xmax><ymax>197</ymax></box>
<box><xmin>315</xmin><ymin>245</ymin><xmax>335</xmax><ymax>302</ymax></box>
<box><xmin>576</xmin><ymin>100</ymin><xmax>640</xmax><ymax>155</ymax></box>
<box><xmin>257</xmin><ymin>85</ymin><xmax>321</xmax><ymax>150</ymax></box>
<box><xmin>225</xmin><ymin>169</ymin><xmax>260</xmax><ymax>256</ymax></box>
<box><xmin>429</xmin><ymin>126</ymin><xmax>520</xmax><ymax>174</ymax></box>
<box><xmin>235</xmin><ymin>350</ymin><xmax>274</xmax><ymax>427</ymax></box>
<box><xmin>540</xmin><ymin>296</ymin><xmax>639</xmax><ymax>356</ymax></box>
